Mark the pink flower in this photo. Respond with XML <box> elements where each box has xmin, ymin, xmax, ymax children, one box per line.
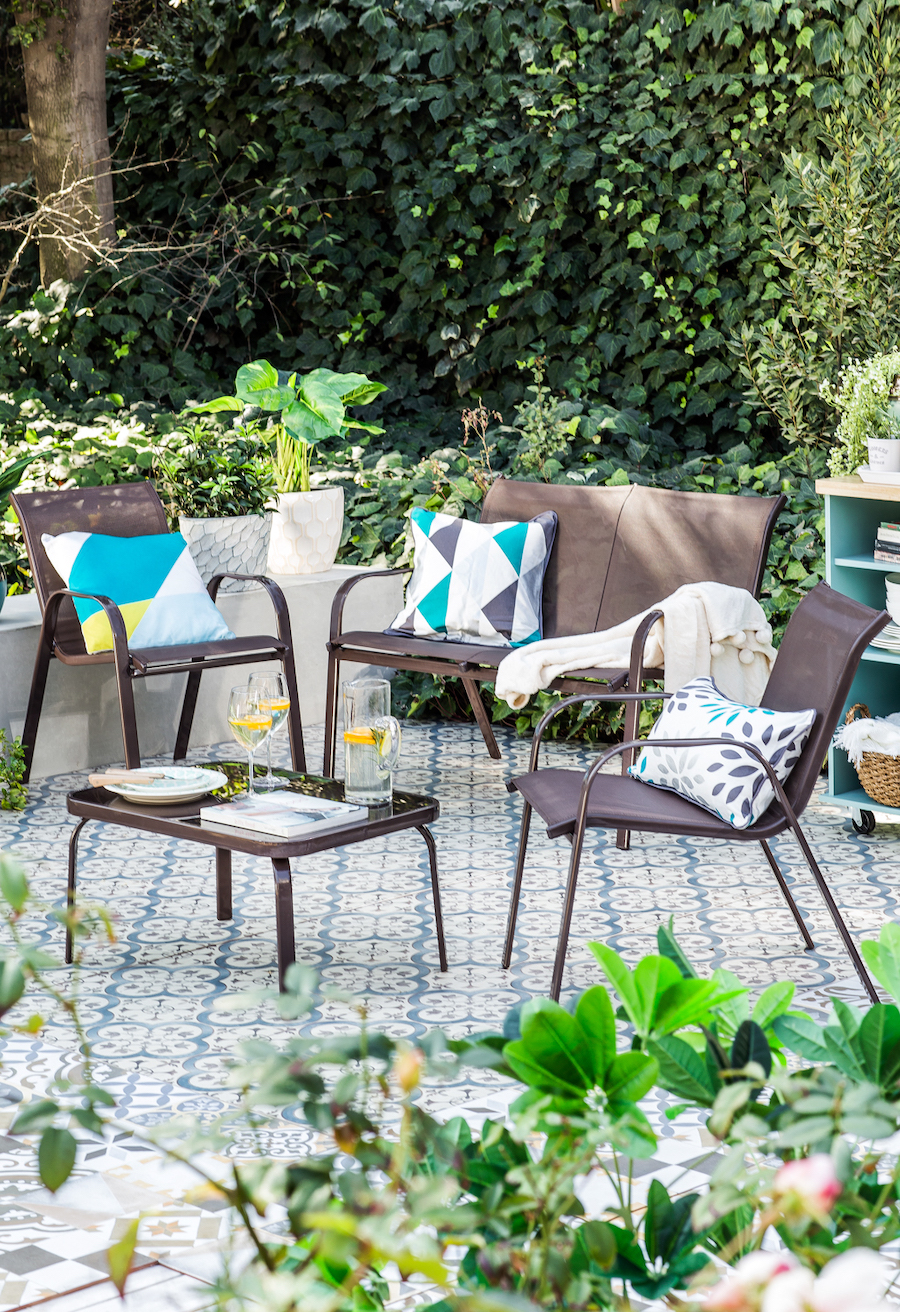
<box><xmin>704</xmin><ymin>1252</ymin><xmax>799</xmax><ymax>1311</ymax></box>
<box><xmin>772</xmin><ymin>1155</ymin><xmax>842</xmax><ymax>1222</ymax></box>
<box><xmin>761</xmin><ymin>1250</ymin><xmax>890</xmax><ymax>1312</ymax></box>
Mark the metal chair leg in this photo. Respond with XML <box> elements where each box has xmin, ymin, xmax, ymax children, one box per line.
<box><xmin>550</xmin><ymin>810</ymin><xmax>590</xmax><ymax>1001</ymax></box>
<box><xmin>323</xmin><ymin>648</ymin><xmax>340</xmax><ymax>777</ymax></box>
<box><xmin>788</xmin><ymin>818</ymin><xmax>878</xmax><ymax>1003</ymax></box>
<box><xmin>66</xmin><ymin>817</ymin><xmax>88</xmax><ymax>964</ymax></box>
<box><xmin>461</xmin><ymin>675</ymin><xmax>501</xmax><ymax>759</ymax></box>
<box><xmin>759</xmin><ymin>839</ymin><xmax>814</xmax><ymax>949</ymax></box>
<box><xmin>174</xmin><ymin>661</ymin><xmax>203</xmax><ymax>761</ymax></box>
<box><xmin>21</xmin><ymin>625</ymin><xmax>53</xmax><ymax>784</ymax></box>
<box><xmin>417</xmin><ymin>826</ymin><xmax>447</xmax><ymax>972</ymax></box>
<box><xmin>502</xmin><ymin>801</ymin><xmax>533</xmax><ymax>969</ymax></box>
<box><xmin>216</xmin><ymin>848</ymin><xmax>232</xmax><ymax>921</ymax></box>
<box><xmin>615</xmin><ymin>695</ymin><xmax>639</xmax><ymax>851</ymax></box>
<box><xmin>271</xmin><ymin>857</ymin><xmax>295</xmax><ymax>992</ymax></box>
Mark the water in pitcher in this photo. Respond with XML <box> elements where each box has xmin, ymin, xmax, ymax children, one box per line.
<box><xmin>343</xmin><ymin>725</ymin><xmax>391</xmax><ymax>805</ymax></box>
<box><xmin>342</xmin><ymin>678</ymin><xmax>402</xmax><ymax>805</ymax></box>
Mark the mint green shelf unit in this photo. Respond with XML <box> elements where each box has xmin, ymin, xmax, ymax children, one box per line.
<box><xmin>819</xmin><ymin>478</ymin><xmax>900</xmax><ymax>829</ymax></box>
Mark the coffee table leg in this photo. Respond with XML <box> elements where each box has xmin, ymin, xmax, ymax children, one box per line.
<box><xmin>416</xmin><ymin>826</ymin><xmax>447</xmax><ymax>972</ymax></box>
<box><xmin>271</xmin><ymin>858</ymin><xmax>295</xmax><ymax>992</ymax></box>
<box><xmin>215</xmin><ymin>849</ymin><xmax>232</xmax><ymax>921</ymax></box>
<box><xmin>66</xmin><ymin>818</ymin><xmax>88</xmax><ymax>965</ymax></box>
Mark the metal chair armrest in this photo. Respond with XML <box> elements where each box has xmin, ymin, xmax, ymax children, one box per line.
<box><xmin>43</xmin><ymin>587</ymin><xmax>130</xmax><ymax>653</ymax></box>
<box><xmin>626</xmin><ymin>608</ymin><xmax>664</xmax><ymax>690</ymax></box>
<box><xmin>574</xmin><ymin>734</ymin><xmax>801</xmax><ymax>833</ymax></box>
<box><xmin>328</xmin><ymin>568</ymin><xmax>411</xmax><ymax>643</ymax></box>
<box><xmin>207</xmin><ymin>573</ymin><xmax>293</xmax><ymax>650</ymax></box>
<box><xmin>528</xmin><ymin>688</ymin><xmax>672</xmax><ymax>772</ymax></box>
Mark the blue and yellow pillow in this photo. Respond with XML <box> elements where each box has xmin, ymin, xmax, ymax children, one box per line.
<box><xmin>41</xmin><ymin>530</ymin><xmax>235</xmax><ymax>654</ymax></box>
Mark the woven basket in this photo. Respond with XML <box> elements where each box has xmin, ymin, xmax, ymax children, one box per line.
<box><xmin>845</xmin><ymin>702</ymin><xmax>900</xmax><ymax>807</ymax></box>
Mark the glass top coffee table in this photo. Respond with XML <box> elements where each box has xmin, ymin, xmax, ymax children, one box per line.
<box><xmin>65</xmin><ymin>762</ymin><xmax>444</xmax><ymax>989</ymax></box>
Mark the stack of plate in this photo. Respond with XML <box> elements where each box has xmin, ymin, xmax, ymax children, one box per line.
<box><xmin>104</xmin><ymin>766</ymin><xmax>228</xmax><ymax>805</ymax></box>
<box><xmin>871</xmin><ymin>621</ymin><xmax>900</xmax><ymax>653</ymax></box>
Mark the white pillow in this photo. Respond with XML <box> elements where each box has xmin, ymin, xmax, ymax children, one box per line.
<box><xmin>629</xmin><ymin>676</ymin><xmax>816</xmax><ymax>829</ymax></box>
<box><xmin>388</xmin><ymin>506</ymin><xmax>558</xmax><ymax>647</ymax></box>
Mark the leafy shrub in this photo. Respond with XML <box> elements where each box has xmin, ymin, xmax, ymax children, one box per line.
<box><xmin>3</xmin><ymin>0</ymin><xmax>897</xmax><ymax>454</ymax></box>
<box><xmin>154</xmin><ymin>420</ymin><xmax>276</xmax><ymax>520</ymax></box>
<box><xmin>735</xmin><ymin>99</ymin><xmax>900</xmax><ymax>455</ymax></box>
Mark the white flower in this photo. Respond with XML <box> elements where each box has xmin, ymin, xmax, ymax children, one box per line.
<box><xmin>761</xmin><ymin>1250</ymin><xmax>890</xmax><ymax>1312</ymax></box>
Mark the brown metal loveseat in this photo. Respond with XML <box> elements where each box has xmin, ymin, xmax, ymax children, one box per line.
<box><xmin>323</xmin><ymin>478</ymin><xmax>786</xmax><ymax>776</ymax></box>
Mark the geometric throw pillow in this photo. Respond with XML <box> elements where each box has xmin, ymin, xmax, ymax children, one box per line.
<box><xmin>628</xmin><ymin>676</ymin><xmax>816</xmax><ymax>830</ymax></box>
<box><xmin>41</xmin><ymin>530</ymin><xmax>235</xmax><ymax>654</ymax></box>
<box><xmin>387</xmin><ymin>506</ymin><xmax>558</xmax><ymax>648</ymax></box>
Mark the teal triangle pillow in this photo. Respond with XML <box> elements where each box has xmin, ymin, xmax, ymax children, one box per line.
<box><xmin>387</xmin><ymin>507</ymin><xmax>558</xmax><ymax>646</ymax></box>
<box><xmin>41</xmin><ymin>530</ymin><xmax>235</xmax><ymax>653</ymax></box>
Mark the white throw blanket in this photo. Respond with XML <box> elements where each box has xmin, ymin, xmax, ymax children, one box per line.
<box><xmin>833</xmin><ymin>711</ymin><xmax>900</xmax><ymax>766</ymax></box>
<box><xmin>494</xmin><ymin>581</ymin><xmax>777</xmax><ymax>709</ymax></box>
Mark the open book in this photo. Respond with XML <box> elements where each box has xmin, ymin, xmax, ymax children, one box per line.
<box><xmin>199</xmin><ymin>790</ymin><xmax>367</xmax><ymax>839</ymax></box>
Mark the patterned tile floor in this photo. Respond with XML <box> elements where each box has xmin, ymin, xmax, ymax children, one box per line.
<box><xmin>0</xmin><ymin>721</ymin><xmax>891</xmax><ymax>1308</ymax></box>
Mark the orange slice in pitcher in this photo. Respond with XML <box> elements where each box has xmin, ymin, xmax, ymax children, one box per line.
<box><xmin>344</xmin><ymin>728</ymin><xmax>377</xmax><ymax>745</ymax></box>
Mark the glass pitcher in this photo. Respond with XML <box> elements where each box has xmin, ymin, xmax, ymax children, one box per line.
<box><xmin>342</xmin><ymin>678</ymin><xmax>402</xmax><ymax>805</ymax></box>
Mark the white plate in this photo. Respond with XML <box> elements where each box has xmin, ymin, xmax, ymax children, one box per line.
<box><xmin>857</xmin><ymin>465</ymin><xmax>900</xmax><ymax>485</ymax></box>
<box><xmin>106</xmin><ymin>766</ymin><xmax>228</xmax><ymax>805</ymax></box>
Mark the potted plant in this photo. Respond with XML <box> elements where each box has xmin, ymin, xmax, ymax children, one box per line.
<box><xmin>154</xmin><ymin>421</ymin><xmax>276</xmax><ymax>592</ymax></box>
<box><xmin>825</xmin><ymin>350</ymin><xmax>900</xmax><ymax>476</ymax></box>
<box><xmin>192</xmin><ymin>360</ymin><xmax>385</xmax><ymax>574</ymax></box>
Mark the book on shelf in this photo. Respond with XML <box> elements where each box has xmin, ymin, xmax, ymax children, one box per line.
<box><xmin>877</xmin><ymin>525</ymin><xmax>900</xmax><ymax>546</ymax></box>
<box><xmin>874</xmin><ymin>548</ymin><xmax>900</xmax><ymax>563</ymax></box>
<box><xmin>199</xmin><ymin>790</ymin><xmax>367</xmax><ymax>839</ymax></box>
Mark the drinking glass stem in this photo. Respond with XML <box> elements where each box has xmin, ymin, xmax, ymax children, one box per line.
<box><xmin>265</xmin><ymin>736</ymin><xmax>273</xmax><ymax>790</ymax></box>
<box><xmin>247</xmin><ymin>750</ymin><xmax>255</xmax><ymax>794</ymax></box>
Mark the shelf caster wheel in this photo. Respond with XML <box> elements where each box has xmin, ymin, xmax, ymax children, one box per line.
<box><xmin>852</xmin><ymin>810</ymin><xmax>876</xmax><ymax>836</ymax></box>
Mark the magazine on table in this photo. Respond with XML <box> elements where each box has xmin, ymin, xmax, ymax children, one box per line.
<box><xmin>199</xmin><ymin>790</ymin><xmax>367</xmax><ymax>839</ymax></box>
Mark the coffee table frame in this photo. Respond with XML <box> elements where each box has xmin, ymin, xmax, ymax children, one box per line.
<box><xmin>65</xmin><ymin>765</ymin><xmax>445</xmax><ymax>989</ymax></box>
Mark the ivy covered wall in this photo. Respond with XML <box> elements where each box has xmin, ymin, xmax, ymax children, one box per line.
<box><xmin>64</xmin><ymin>0</ymin><xmax>887</xmax><ymax>448</ymax></box>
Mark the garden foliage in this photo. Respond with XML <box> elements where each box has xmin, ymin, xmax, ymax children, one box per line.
<box><xmin>1</xmin><ymin>0</ymin><xmax>893</xmax><ymax>735</ymax></box>
<box><xmin>2</xmin><ymin>0</ymin><xmax>898</xmax><ymax>444</ymax></box>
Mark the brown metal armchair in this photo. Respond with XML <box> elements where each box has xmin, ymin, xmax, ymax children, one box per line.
<box><xmin>502</xmin><ymin>582</ymin><xmax>888</xmax><ymax>1002</ymax></box>
<box><xmin>11</xmin><ymin>482</ymin><xmax>305</xmax><ymax>779</ymax></box>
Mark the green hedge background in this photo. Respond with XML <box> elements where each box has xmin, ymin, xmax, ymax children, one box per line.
<box><xmin>0</xmin><ymin>0</ymin><xmax>892</xmax><ymax>732</ymax></box>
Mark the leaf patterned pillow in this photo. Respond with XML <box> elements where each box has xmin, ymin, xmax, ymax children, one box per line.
<box><xmin>629</xmin><ymin>676</ymin><xmax>816</xmax><ymax>829</ymax></box>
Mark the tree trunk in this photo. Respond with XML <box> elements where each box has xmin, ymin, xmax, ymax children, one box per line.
<box><xmin>16</xmin><ymin>0</ymin><xmax>114</xmax><ymax>286</ymax></box>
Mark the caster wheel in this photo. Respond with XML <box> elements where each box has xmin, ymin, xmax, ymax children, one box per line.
<box><xmin>852</xmin><ymin>810</ymin><xmax>876</xmax><ymax>836</ymax></box>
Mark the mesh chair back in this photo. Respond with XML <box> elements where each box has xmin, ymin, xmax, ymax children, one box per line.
<box><xmin>11</xmin><ymin>482</ymin><xmax>170</xmax><ymax>656</ymax></box>
<box><xmin>480</xmin><ymin>479</ymin><xmax>632</xmax><ymax>639</ymax></box>
<box><xmin>760</xmin><ymin>582</ymin><xmax>887</xmax><ymax>814</ymax></box>
<box><xmin>596</xmin><ymin>485</ymin><xmax>784</xmax><ymax>628</ymax></box>
<box><xmin>480</xmin><ymin>478</ymin><xmax>784</xmax><ymax>640</ymax></box>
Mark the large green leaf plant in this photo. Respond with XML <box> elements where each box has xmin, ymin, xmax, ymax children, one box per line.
<box><xmin>192</xmin><ymin>360</ymin><xmax>386</xmax><ymax>494</ymax></box>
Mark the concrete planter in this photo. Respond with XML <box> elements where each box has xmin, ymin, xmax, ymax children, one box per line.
<box><xmin>267</xmin><ymin>488</ymin><xmax>344</xmax><ymax>574</ymax></box>
<box><xmin>178</xmin><ymin>512</ymin><xmax>273</xmax><ymax>592</ymax></box>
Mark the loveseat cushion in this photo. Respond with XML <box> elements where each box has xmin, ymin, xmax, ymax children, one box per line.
<box><xmin>387</xmin><ymin>507</ymin><xmax>558</xmax><ymax>647</ymax></box>
<box><xmin>629</xmin><ymin>675</ymin><xmax>816</xmax><ymax>829</ymax></box>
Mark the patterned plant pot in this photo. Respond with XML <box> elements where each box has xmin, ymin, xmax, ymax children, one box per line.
<box><xmin>178</xmin><ymin>512</ymin><xmax>273</xmax><ymax>593</ymax></box>
<box><xmin>267</xmin><ymin>488</ymin><xmax>344</xmax><ymax>575</ymax></box>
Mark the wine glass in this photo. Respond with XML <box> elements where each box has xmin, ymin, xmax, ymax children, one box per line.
<box><xmin>227</xmin><ymin>685</ymin><xmax>272</xmax><ymax>795</ymax></box>
<box><xmin>248</xmin><ymin>671</ymin><xmax>291</xmax><ymax>791</ymax></box>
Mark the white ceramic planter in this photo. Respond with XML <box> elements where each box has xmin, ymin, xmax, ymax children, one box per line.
<box><xmin>178</xmin><ymin>512</ymin><xmax>273</xmax><ymax>592</ymax></box>
<box><xmin>267</xmin><ymin>488</ymin><xmax>344</xmax><ymax>575</ymax></box>
<box><xmin>867</xmin><ymin>437</ymin><xmax>900</xmax><ymax>473</ymax></box>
